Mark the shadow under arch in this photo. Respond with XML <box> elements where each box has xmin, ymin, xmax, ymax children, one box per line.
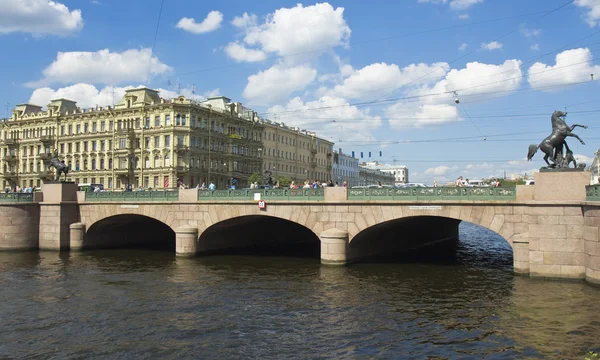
<box><xmin>85</xmin><ymin>214</ymin><xmax>175</xmax><ymax>250</ymax></box>
<box><xmin>349</xmin><ymin>215</ymin><xmax>513</xmax><ymax>266</ymax></box>
<box><xmin>198</xmin><ymin>215</ymin><xmax>320</xmax><ymax>258</ymax></box>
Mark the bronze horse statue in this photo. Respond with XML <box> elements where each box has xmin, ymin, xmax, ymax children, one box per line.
<box><xmin>48</xmin><ymin>151</ymin><xmax>70</xmax><ymax>182</ymax></box>
<box><xmin>527</xmin><ymin>110</ymin><xmax>587</xmax><ymax>168</ymax></box>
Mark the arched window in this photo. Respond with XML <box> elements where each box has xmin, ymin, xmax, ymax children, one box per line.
<box><xmin>154</xmin><ymin>155</ymin><xmax>161</xmax><ymax>168</ymax></box>
<box><xmin>145</xmin><ymin>156</ymin><xmax>150</xmax><ymax>168</ymax></box>
<box><xmin>176</xmin><ymin>115</ymin><xmax>181</xmax><ymax>126</ymax></box>
<box><xmin>134</xmin><ymin>157</ymin><xmax>139</xmax><ymax>168</ymax></box>
<box><xmin>29</xmin><ymin>162</ymin><xmax>34</xmax><ymax>173</ymax></box>
<box><xmin>75</xmin><ymin>160</ymin><xmax>80</xmax><ymax>171</ymax></box>
<box><xmin>83</xmin><ymin>160</ymin><xmax>88</xmax><ymax>170</ymax></box>
<box><xmin>190</xmin><ymin>158</ymin><xmax>194</xmax><ymax>168</ymax></box>
<box><xmin>164</xmin><ymin>154</ymin><xmax>170</xmax><ymax>167</ymax></box>
<box><xmin>108</xmin><ymin>159</ymin><xmax>113</xmax><ymax>169</ymax></box>
<box><xmin>91</xmin><ymin>159</ymin><xmax>96</xmax><ymax>170</ymax></box>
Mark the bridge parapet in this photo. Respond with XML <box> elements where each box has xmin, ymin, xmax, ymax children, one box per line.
<box><xmin>348</xmin><ymin>187</ymin><xmax>516</xmax><ymax>201</ymax></box>
<box><xmin>85</xmin><ymin>190</ymin><xmax>179</xmax><ymax>202</ymax></box>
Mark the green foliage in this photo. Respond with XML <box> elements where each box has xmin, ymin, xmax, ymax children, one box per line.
<box><xmin>274</xmin><ymin>176</ymin><xmax>292</xmax><ymax>188</ymax></box>
<box><xmin>585</xmin><ymin>351</ymin><xmax>598</xmax><ymax>360</ymax></box>
<box><xmin>248</xmin><ymin>172</ymin><xmax>262</xmax><ymax>185</ymax></box>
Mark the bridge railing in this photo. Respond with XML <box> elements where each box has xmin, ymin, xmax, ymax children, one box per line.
<box><xmin>586</xmin><ymin>184</ymin><xmax>600</xmax><ymax>201</ymax></box>
<box><xmin>85</xmin><ymin>190</ymin><xmax>179</xmax><ymax>202</ymax></box>
<box><xmin>347</xmin><ymin>186</ymin><xmax>517</xmax><ymax>201</ymax></box>
<box><xmin>0</xmin><ymin>193</ymin><xmax>34</xmax><ymax>203</ymax></box>
<box><xmin>197</xmin><ymin>189</ymin><xmax>325</xmax><ymax>201</ymax></box>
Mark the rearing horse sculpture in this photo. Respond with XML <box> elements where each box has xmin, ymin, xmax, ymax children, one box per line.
<box><xmin>48</xmin><ymin>151</ymin><xmax>70</xmax><ymax>182</ymax></box>
<box><xmin>527</xmin><ymin>110</ymin><xmax>587</xmax><ymax>168</ymax></box>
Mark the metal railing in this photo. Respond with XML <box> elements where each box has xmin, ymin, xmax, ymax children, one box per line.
<box><xmin>197</xmin><ymin>188</ymin><xmax>325</xmax><ymax>201</ymax></box>
<box><xmin>347</xmin><ymin>186</ymin><xmax>517</xmax><ymax>201</ymax></box>
<box><xmin>586</xmin><ymin>185</ymin><xmax>600</xmax><ymax>201</ymax></box>
<box><xmin>85</xmin><ymin>190</ymin><xmax>179</xmax><ymax>202</ymax></box>
<box><xmin>0</xmin><ymin>193</ymin><xmax>34</xmax><ymax>203</ymax></box>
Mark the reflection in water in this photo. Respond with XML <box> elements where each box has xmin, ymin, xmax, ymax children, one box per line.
<box><xmin>0</xmin><ymin>223</ymin><xmax>598</xmax><ymax>359</ymax></box>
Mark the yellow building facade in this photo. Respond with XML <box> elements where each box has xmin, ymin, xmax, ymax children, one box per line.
<box><xmin>0</xmin><ymin>88</ymin><xmax>264</xmax><ymax>190</ymax></box>
<box><xmin>260</xmin><ymin>121</ymin><xmax>334</xmax><ymax>183</ymax></box>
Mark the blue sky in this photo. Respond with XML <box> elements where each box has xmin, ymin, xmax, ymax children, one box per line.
<box><xmin>1</xmin><ymin>0</ymin><xmax>599</xmax><ymax>184</ymax></box>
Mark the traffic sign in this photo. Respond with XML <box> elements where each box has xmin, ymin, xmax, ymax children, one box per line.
<box><xmin>258</xmin><ymin>200</ymin><xmax>266</xmax><ymax>210</ymax></box>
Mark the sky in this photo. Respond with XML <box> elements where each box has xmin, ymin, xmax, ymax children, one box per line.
<box><xmin>0</xmin><ymin>0</ymin><xmax>599</xmax><ymax>184</ymax></box>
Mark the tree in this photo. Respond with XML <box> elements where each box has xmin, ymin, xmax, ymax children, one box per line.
<box><xmin>274</xmin><ymin>176</ymin><xmax>292</xmax><ymax>188</ymax></box>
<box><xmin>248</xmin><ymin>172</ymin><xmax>262</xmax><ymax>185</ymax></box>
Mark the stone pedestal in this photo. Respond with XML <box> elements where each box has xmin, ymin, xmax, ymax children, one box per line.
<box><xmin>176</xmin><ymin>226</ymin><xmax>198</xmax><ymax>257</ymax></box>
<box><xmin>320</xmin><ymin>228</ymin><xmax>349</xmax><ymax>265</ymax></box>
<box><xmin>69</xmin><ymin>222</ymin><xmax>86</xmax><ymax>251</ymax></box>
<box><xmin>534</xmin><ymin>171</ymin><xmax>590</xmax><ymax>201</ymax></box>
<box><xmin>324</xmin><ymin>187</ymin><xmax>347</xmax><ymax>201</ymax></box>
<box><xmin>41</xmin><ymin>182</ymin><xmax>78</xmax><ymax>203</ymax></box>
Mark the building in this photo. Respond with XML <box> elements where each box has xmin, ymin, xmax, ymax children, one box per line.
<box><xmin>260</xmin><ymin>120</ymin><xmax>333</xmax><ymax>183</ymax></box>
<box><xmin>332</xmin><ymin>149</ymin><xmax>359</xmax><ymax>186</ymax></box>
<box><xmin>0</xmin><ymin>88</ymin><xmax>264</xmax><ymax>190</ymax></box>
<box><xmin>358</xmin><ymin>166</ymin><xmax>395</xmax><ymax>186</ymax></box>
<box><xmin>362</xmin><ymin>161</ymin><xmax>409</xmax><ymax>185</ymax></box>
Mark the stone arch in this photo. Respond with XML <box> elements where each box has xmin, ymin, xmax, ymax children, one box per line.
<box><xmin>84</xmin><ymin>213</ymin><xmax>175</xmax><ymax>250</ymax></box>
<box><xmin>197</xmin><ymin>214</ymin><xmax>320</xmax><ymax>256</ymax></box>
<box><xmin>78</xmin><ymin>203</ymin><xmax>177</xmax><ymax>234</ymax></box>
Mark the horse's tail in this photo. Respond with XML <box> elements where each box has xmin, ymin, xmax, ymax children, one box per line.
<box><xmin>527</xmin><ymin>144</ymin><xmax>539</xmax><ymax>161</ymax></box>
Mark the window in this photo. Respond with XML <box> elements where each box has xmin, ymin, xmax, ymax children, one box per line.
<box><xmin>60</xmin><ymin>144</ymin><xmax>64</xmax><ymax>153</ymax></box>
<box><xmin>108</xmin><ymin>159</ymin><xmax>113</xmax><ymax>169</ymax></box>
<box><xmin>165</xmin><ymin>135</ymin><xmax>170</xmax><ymax>147</ymax></box>
<box><xmin>145</xmin><ymin>157</ymin><xmax>150</xmax><ymax>168</ymax></box>
<box><xmin>75</xmin><ymin>160</ymin><xmax>80</xmax><ymax>171</ymax></box>
<box><xmin>108</xmin><ymin>140</ymin><xmax>112</xmax><ymax>150</ymax></box>
<box><xmin>154</xmin><ymin>176</ymin><xmax>159</xmax><ymax>188</ymax></box>
<box><xmin>101</xmin><ymin>121</ymin><xmax>106</xmax><ymax>132</ymax></box>
<box><xmin>108</xmin><ymin>178</ymin><xmax>113</xmax><ymax>189</ymax></box>
<box><xmin>134</xmin><ymin>157</ymin><xmax>139</xmax><ymax>168</ymax></box>
<box><xmin>84</xmin><ymin>142</ymin><xmax>88</xmax><ymax>152</ymax></box>
<box><xmin>92</xmin><ymin>141</ymin><xmax>97</xmax><ymax>151</ymax></box>
<box><xmin>100</xmin><ymin>159</ymin><xmax>105</xmax><ymax>169</ymax></box>
<box><xmin>176</xmin><ymin>115</ymin><xmax>181</xmax><ymax>126</ymax></box>
<box><xmin>145</xmin><ymin>117</ymin><xmax>150</xmax><ymax>128</ymax></box>
<box><xmin>60</xmin><ymin>126</ymin><xmax>65</xmax><ymax>135</ymax></box>
<box><xmin>164</xmin><ymin>154</ymin><xmax>170</xmax><ymax>167</ymax></box>
<box><xmin>76</xmin><ymin>142</ymin><xmax>80</xmax><ymax>152</ymax></box>
<box><xmin>155</xmin><ymin>116</ymin><xmax>160</xmax><ymax>127</ymax></box>
<box><xmin>182</xmin><ymin>115</ymin><xmax>186</xmax><ymax>126</ymax></box>
<box><xmin>83</xmin><ymin>160</ymin><xmax>88</xmax><ymax>170</ymax></box>
<box><xmin>145</xmin><ymin>137</ymin><xmax>150</xmax><ymax>148</ymax></box>
<box><xmin>154</xmin><ymin>155</ymin><xmax>160</xmax><ymax>167</ymax></box>
<box><xmin>191</xmin><ymin>116</ymin><xmax>196</xmax><ymax>128</ymax></box>
<box><xmin>119</xmin><ymin>138</ymin><xmax>126</xmax><ymax>149</ymax></box>
<box><xmin>101</xmin><ymin>140</ymin><xmax>105</xmax><ymax>151</ymax></box>
<box><xmin>84</xmin><ymin>123</ymin><xmax>89</xmax><ymax>133</ymax></box>
<box><xmin>154</xmin><ymin>136</ymin><xmax>160</xmax><ymax>147</ymax></box>
<box><xmin>68</xmin><ymin>143</ymin><xmax>72</xmax><ymax>153</ymax></box>
<box><xmin>165</xmin><ymin>115</ymin><xmax>171</xmax><ymax>126</ymax></box>
<box><xmin>120</xmin><ymin>157</ymin><xmax>127</xmax><ymax>169</ymax></box>
<box><xmin>109</xmin><ymin>121</ymin><xmax>114</xmax><ymax>131</ymax></box>
<box><xmin>135</xmin><ymin>118</ymin><xmax>140</xmax><ymax>128</ymax></box>
<box><xmin>91</xmin><ymin>159</ymin><xmax>96</xmax><ymax>170</ymax></box>
<box><xmin>135</xmin><ymin>138</ymin><xmax>140</xmax><ymax>149</ymax></box>
<box><xmin>144</xmin><ymin>177</ymin><xmax>149</xmax><ymax>188</ymax></box>
<box><xmin>92</xmin><ymin>122</ymin><xmax>97</xmax><ymax>133</ymax></box>
<box><xmin>177</xmin><ymin>135</ymin><xmax>184</xmax><ymax>145</ymax></box>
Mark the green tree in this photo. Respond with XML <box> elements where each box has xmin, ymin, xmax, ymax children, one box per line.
<box><xmin>274</xmin><ymin>176</ymin><xmax>292</xmax><ymax>188</ymax></box>
<box><xmin>248</xmin><ymin>172</ymin><xmax>262</xmax><ymax>185</ymax></box>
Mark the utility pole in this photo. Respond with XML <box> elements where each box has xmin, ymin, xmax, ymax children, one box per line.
<box><xmin>207</xmin><ymin>104</ymin><xmax>212</xmax><ymax>186</ymax></box>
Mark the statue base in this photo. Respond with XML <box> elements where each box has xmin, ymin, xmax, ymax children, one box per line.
<box><xmin>533</xmin><ymin>170</ymin><xmax>590</xmax><ymax>201</ymax></box>
<box><xmin>41</xmin><ymin>182</ymin><xmax>78</xmax><ymax>202</ymax></box>
<box><xmin>539</xmin><ymin>167</ymin><xmax>584</xmax><ymax>172</ymax></box>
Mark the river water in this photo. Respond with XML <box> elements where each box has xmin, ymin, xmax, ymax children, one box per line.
<box><xmin>0</xmin><ymin>223</ymin><xmax>599</xmax><ymax>359</ymax></box>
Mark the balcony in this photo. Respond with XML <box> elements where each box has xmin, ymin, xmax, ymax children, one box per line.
<box><xmin>39</xmin><ymin>135</ymin><xmax>54</xmax><ymax>143</ymax></box>
<box><xmin>3</xmin><ymin>171</ymin><xmax>17</xmax><ymax>179</ymax></box>
<box><xmin>3</xmin><ymin>155</ymin><xmax>17</xmax><ymax>163</ymax></box>
<box><xmin>176</xmin><ymin>166</ymin><xmax>189</xmax><ymax>173</ymax></box>
<box><xmin>38</xmin><ymin>153</ymin><xmax>52</xmax><ymax>161</ymax></box>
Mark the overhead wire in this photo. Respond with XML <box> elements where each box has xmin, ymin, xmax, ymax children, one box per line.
<box><xmin>145</xmin><ymin>0</ymin><xmax>166</xmax><ymax>86</ymax></box>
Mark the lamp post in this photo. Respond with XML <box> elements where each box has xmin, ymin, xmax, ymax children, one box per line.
<box><xmin>207</xmin><ymin>104</ymin><xmax>212</xmax><ymax>186</ymax></box>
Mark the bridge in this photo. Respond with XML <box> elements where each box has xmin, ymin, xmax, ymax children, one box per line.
<box><xmin>1</xmin><ymin>171</ymin><xmax>599</xmax><ymax>285</ymax></box>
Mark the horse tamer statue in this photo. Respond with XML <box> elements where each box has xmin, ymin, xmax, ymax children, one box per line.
<box><xmin>48</xmin><ymin>149</ymin><xmax>70</xmax><ymax>182</ymax></box>
<box><xmin>527</xmin><ymin>110</ymin><xmax>587</xmax><ymax>169</ymax></box>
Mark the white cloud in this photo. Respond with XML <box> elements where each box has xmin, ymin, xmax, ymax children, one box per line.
<box><xmin>229</xmin><ymin>3</ymin><xmax>350</xmax><ymax>62</ymax></box>
<box><xmin>418</xmin><ymin>0</ymin><xmax>482</xmax><ymax>10</ymax></box>
<box><xmin>267</xmin><ymin>95</ymin><xmax>382</xmax><ymax>142</ymax></box>
<box><xmin>0</xmin><ymin>0</ymin><xmax>83</xmax><ymax>36</ymax></box>
<box><xmin>203</xmin><ymin>88</ymin><xmax>221</xmax><ymax>98</ymax></box>
<box><xmin>575</xmin><ymin>0</ymin><xmax>600</xmax><ymax>27</ymax></box>
<box><xmin>224</xmin><ymin>42</ymin><xmax>267</xmax><ymax>62</ymax></box>
<box><xmin>29</xmin><ymin>83</ymin><xmax>207</xmax><ymax>108</ymax></box>
<box><xmin>449</xmin><ymin>0</ymin><xmax>483</xmax><ymax>10</ymax></box>
<box><xmin>425</xmin><ymin>165</ymin><xmax>459</xmax><ymax>176</ymax></box>
<box><xmin>527</xmin><ymin>48</ymin><xmax>600</xmax><ymax>90</ymax></box>
<box><xmin>481</xmin><ymin>41</ymin><xmax>503</xmax><ymax>50</ymax></box>
<box><xmin>458</xmin><ymin>14</ymin><xmax>470</xmax><ymax>19</ymax></box>
<box><xmin>458</xmin><ymin>43</ymin><xmax>468</xmax><ymax>51</ymax></box>
<box><xmin>232</xmin><ymin>12</ymin><xmax>257</xmax><ymax>29</ymax></box>
<box><xmin>530</xmin><ymin>44</ymin><xmax>540</xmax><ymax>51</ymax></box>
<box><xmin>385</xmin><ymin>59</ymin><xmax>522</xmax><ymax>128</ymax></box>
<box><xmin>243</xmin><ymin>64</ymin><xmax>317</xmax><ymax>105</ymax></box>
<box><xmin>176</xmin><ymin>11</ymin><xmax>223</xmax><ymax>34</ymax></box>
<box><xmin>521</xmin><ymin>28</ymin><xmax>541</xmax><ymax>38</ymax></box>
<box><xmin>575</xmin><ymin>154</ymin><xmax>594</xmax><ymax>164</ymax></box>
<box><xmin>25</xmin><ymin>48</ymin><xmax>171</xmax><ymax>87</ymax></box>
<box><xmin>331</xmin><ymin>62</ymin><xmax>450</xmax><ymax>99</ymax></box>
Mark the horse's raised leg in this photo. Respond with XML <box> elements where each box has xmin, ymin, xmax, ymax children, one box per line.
<box><xmin>566</xmin><ymin>132</ymin><xmax>585</xmax><ymax>145</ymax></box>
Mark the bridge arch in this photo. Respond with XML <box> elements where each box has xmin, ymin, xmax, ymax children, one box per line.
<box><xmin>84</xmin><ymin>214</ymin><xmax>175</xmax><ymax>250</ymax></box>
<box><xmin>197</xmin><ymin>215</ymin><xmax>320</xmax><ymax>257</ymax></box>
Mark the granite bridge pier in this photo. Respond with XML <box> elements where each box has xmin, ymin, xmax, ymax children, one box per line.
<box><xmin>2</xmin><ymin>171</ymin><xmax>600</xmax><ymax>285</ymax></box>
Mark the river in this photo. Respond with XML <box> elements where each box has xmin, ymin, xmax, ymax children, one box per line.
<box><xmin>0</xmin><ymin>223</ymin><xmax>599</xmax><ymax>359</ymax></box>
